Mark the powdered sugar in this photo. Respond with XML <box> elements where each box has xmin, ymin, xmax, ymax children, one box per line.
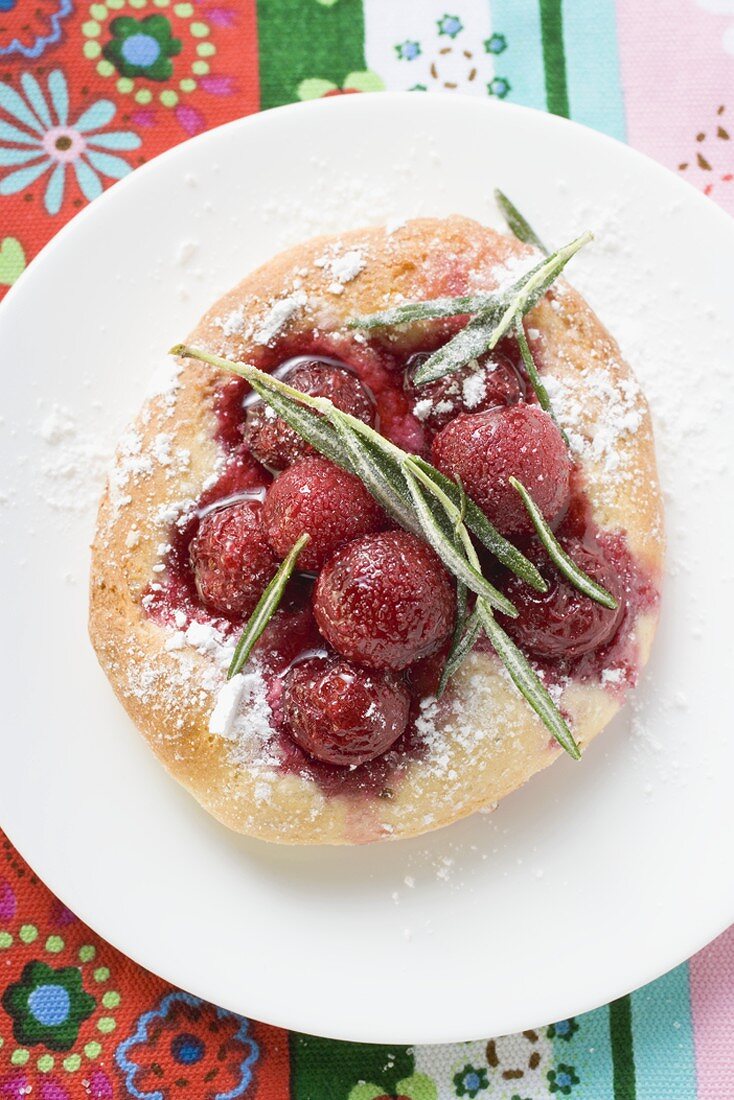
<box><xmin>461</xmin><ymin>370</ymin><xmax>487</xmax><ymax>409</ymax></box>
<box><xmin>35</xmin><ymin>404</ymin><xmax>111</xmax><ymax>515</ymax></box>
<box><xmin>543</xmin><ymin>363</ymin><xmax>644</xmax><ymax>480</ymax></box>
<box><xmin>253</xmin><ymin>291</ymin><xmax>307</xmax><ymax>345</ymax></box>
<box><xmin>209</xmin><ymin>673</ymin><xmax>247</xmax><ymax>738</ymax></box>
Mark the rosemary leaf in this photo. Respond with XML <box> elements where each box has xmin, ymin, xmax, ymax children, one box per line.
<box><xmin>475</xmin><ymin>600</ymin><xmax>581</xmax><ymax>760</ymax></box>
<box><xmin>348</xmin><ymin>293</ymin><xmax>496</xmax><ymax>330</ymax></box>
<box><xmin>454</xmin><ymin>475</ymin><xmax>468</xmax><ymax>537</ymax></box>
<box><xmin>329</xmin><ymin>413</ymin><xmax>423</xmax><ymax>536</ymax></box>
<box><xmin>437</xmin><ymin>604</ymin><xmax>482</xmax><ymax>698</ymax></box>
<box><xmin>228</xmin><ymin>533</ymin><xmax>310</xmax><ymax>679</ymax></box>
<box><xmin>509</xmin><ymin>477</ymin><xmax>618</xmax><ymax>610</ymax></box>
<box><xmin>248</xmin><ymin>378</ymin><xmax>351</xmax><ymax>469</ymax></box>
<box><xmin>171</xmin><ymin>344</ymin><xmax>544</xmax><ymax>588</ymax></box>
<box><xmin>410</xmin><ymin>457</ymin><xmax>547</xmax><ymax>591</ymax></box>
<box><xmin>513</xmin><ymin>319</ymin><xmax>568</xmax><ymax>445</ymax></box>
<box><xmin>402</xmin><ymin>460</ymin><xmax>518</xmax><ymax>617</ymax></box>
<box><xmin>410</xmin><ymin>302</ymin><xmax>505</xmax><ymax>385</ymax></box>
<box><xmin>412</xmin><ymin>232</ymin><xmax>592</xmax><ymax>386</ymax></box>
<box><xmin>490</xmin><ymin>231</ymin><xmax>592</xmax><ymax>346</ymax></box>
<box><xmin>494</xmin><ymin>189</ymin><xmax>548</xmax><ymax>254</ymax></box>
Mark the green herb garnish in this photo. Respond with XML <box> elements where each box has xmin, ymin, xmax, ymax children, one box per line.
<box><xmin>348</xmin><ymin>232</ymin><xmax>591</xmax><ymax>388</ymax></box>
<box><xmin>476</xmin><ymin>600</ymin><xmax>581</xmax><ymax>760</ymax></box>
<box><xmin>437</xmin><ymin>604</ymin><xmax>482</xmax><ymax>698</ymax></box>
<box><xmin>402</xmin><ymin>459</ymin><xmax>517</xmax><ymax>616</ymax></box>
<box><xmin>172</xmin><ymin>343</ymin><xmax>580</xmax><ymax>757</ymax></box>
<box><xmin>409</xmin><ymin>458</ymin><xmax>546</xmax><ymax>591</ymax></box>
<box><xmin>228</xmin><ymin>532</ymin><xmax>310</xmax><ymax>679</ymax></box>
<box><xmin>494</xmin><ymin>188</ymin><xmax>548</xmax><ymax>254</ymax></box>
<box><xmin>513</xmin><ymin>318</ymin><xmax>568</xmax><ymax>444</ymax></box>
<box><xmin>348</xmin><ymin>292</ymin><xmax>496</xmax><ymax>331</ymax></box>
<box><xmin>171</xmin><ymin>345</ymin><xmax>541</xmax><ymax>589</ymax></box>
<box><xmin>509</xmin><ymin>477</ymin><xmax>618</xmax><ymax>610</ymax></box>
<box><xmin>413</xmin><ymin>232</ymin><xmax>591</xmax><ymax>385</ymax></box>
<box><xmin>402</xmin><ymin>456</ymin><xmax>579</xmax><ymax>756</ymax></box>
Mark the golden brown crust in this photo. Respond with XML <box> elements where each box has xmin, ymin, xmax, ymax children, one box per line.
<box><xmin>89</xmin><ymin>217</ymin><xmax>664</xmax><ymax>844</ymax></box>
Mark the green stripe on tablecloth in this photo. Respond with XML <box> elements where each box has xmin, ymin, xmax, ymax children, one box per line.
<box><xmin>561</xmin><ymin>0</ymin><xmax>626</xmax><ymax>140</ymax></box>
<box><xmin>257</xmin><ymin>0</ymin><xmax>367</xmax><ymax>109</ymax></box>
<box><xmin>489</xmin><ymin>0</ymin><xmax>546</xmax><ymax>111</ymax></box>
<box><xmin>631</xmin><ymin>963</ymin><xmax>697</xmax><ymax>1099</ymax></box>
<box><xmin>610</xmin><ymin>995</ymin><xmax>636</xmax><ymax>1100</ymax></box>
<box><xmin>551</xmin><ymin>1005</ymin><xmax>615</xmax><ymax>1100</ymax></box>
<box><xmin>289</xmin><ymin>1032</ymin><xmax>412</xmax><ymax>1099</ymax></box>
<box><xmin>538</xmin><ymin>0</ymin><xmax>569</xmax><ymax>117</ymax></box>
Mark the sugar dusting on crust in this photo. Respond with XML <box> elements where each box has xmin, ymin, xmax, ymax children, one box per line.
<box><xmin>211</xmin><ymin>241</ymin><xmax>372</xmax><ymax>346</ymax></box>
<box><xmin>544</xmin><ymin>365</ymin><xmax>645</xmax><ymax>479</ymax></box>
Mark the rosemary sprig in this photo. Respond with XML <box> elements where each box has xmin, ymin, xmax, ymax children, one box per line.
<box><xmin>248</xmin><ymin>377</ymin><xmax>350</xmax><ymax>468</ymax></box>
<box><xmin>348</xmin><ymin>231</ymin><xmax>590</xmax><ymax>358</ymax></box>
<box><xmin>329</xmin><ymin>414</ymin><xmax>423</xmax><ymax>537</ymax></box>
<box><xmin>494</xmin><ymin>189</ymin><xmax>548</xmax><ymax>254</ymax></box>
<box><xmin>410</xmin><ymin>457</ymin><xmax>546</xmax><ymax>591</ymax></box>
<box><xmin>348</xmin><ymin>292</ymin><xmax>496</xmax><ymax>330</ymax></box>
<box><xmin>228</xmin><ymin>533</ymin><xmax>310</xmax><ymax>679</ymax></box>
<box><xmin>412</xmin><ymin>232</ymin><xmax>592</xmax><ymax>385</ymax></box>
<box><xmin>476</xmin><ymin>600</ymin><xmax>581</xmax><ymax>760</ymax></box>
<box><xmin>171</xmin><ymin>344</ymin><xmax>541</xmax><ymax>590</ymax></box>
<box><xmin>437</xmin><ymin>604</ymin><xmax>482</xmax><ymax>698</ymax></box>
<box><xmin>509</xmin><ymin>478</ymin><xmax>618</xmax><ymax>610</ymax></box>
<box><xmin>402</xmin><ymin>460</ymin><xmax>517</xmax><ymax>617</ymax></box>
<box><xmin>173</xmin><ymin>343</ymin><xmax>579</xmax><ymax>756</ymax></box>
<box><xmin>513</xmin><ymin>318</ymin><xmax>568</xmax><ymax>445</ymax></box>
<box><xmin>406</xmin><ymin>454</ymin><xmax>580</xmax><ymax>757</ymax></box>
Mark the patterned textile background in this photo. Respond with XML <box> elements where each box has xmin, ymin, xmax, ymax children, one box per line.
<box><xmin>1</xmin><ymin>1</ymin><xmax>733</xmax><ymax>1097</ymax></box>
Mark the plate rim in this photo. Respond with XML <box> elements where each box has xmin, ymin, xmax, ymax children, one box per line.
<box><xmin>1</xmin><ymin>91</ymin><xmax>733</xmax><ymax>1044</ymax></box>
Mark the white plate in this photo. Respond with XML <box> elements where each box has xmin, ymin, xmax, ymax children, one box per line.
<box><xmin>1</xmin><ymin>93</ymin><xmax>733</xmax><ymax>1045</ymax></box>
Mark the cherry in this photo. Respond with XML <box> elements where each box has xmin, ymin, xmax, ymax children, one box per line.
<box><xmin>500</xmin><ymin>537</ymin><xmax>624</xmax><ymax>659</ymax></box>
<box><xmin>189</xmin><ymin>499</ymin><xmax>276</xmax><ymax>618</ymax></box>
<box><xmin>431</xmin><ymin>404</ymin><xmax>572</xmax><ymax>537</ymax></box>
<box><xmin>313</xmin><ymin>530</ymin><xmax>455</xmax><ymax>670</ymax></box>
<box><xmin>405</xmin><ymin>349</ymin><xmax>525</xmax><ymax>432</ymax></box>
<box><xmin>262</xmin><ymin>457</ymin><xmax>386</xmax><ymax>571</ymax></box>
<box><xmin>282</xmin><ymin>656</ymin><xmax>410</xmax><ymax>766</ymax></box>
<box><xmin>243</xmin><ymin>358</ymin><xmax>375</xmax><ymax>470</ymax></box>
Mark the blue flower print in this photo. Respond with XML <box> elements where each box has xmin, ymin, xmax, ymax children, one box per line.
<box><xmin>0</xmin><ymin>70</ymin><xmax>141</xmax><ymax>215</ymax></box>
<box><xmin>395</xmin><ymin>40</ymin><xmax>421</xmax><ymax>61</ymax></box>
<box><xmin>487</xmin><ymin>76</ymin><xmax>511</xmax><ymax>99</ymax></box>
<box><xmin>437</xmin><ymin>14</ymin><xmax>463</xmax><ymax>38</ymax></box>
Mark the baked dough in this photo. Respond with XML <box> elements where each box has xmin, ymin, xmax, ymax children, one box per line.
<box><xmin>89</xmin><ymin>217</ymin><xmax>664</xmax><ymax>844</ymax></box>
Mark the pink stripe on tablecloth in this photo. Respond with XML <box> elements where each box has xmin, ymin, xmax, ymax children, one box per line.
<box><xmin>616</xmin><ymin>0</ymin><xmax>734</xmax><ymax>214</ymax></box>
<box><xmin>690</xmin><ymin>925</ymin><xmax>734</xmax><ymax>1096</ymax></box>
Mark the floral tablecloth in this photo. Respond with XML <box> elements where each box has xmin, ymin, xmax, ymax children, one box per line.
<box><xmin>2</xmin><ymin>1</ymin><xmax>734</xmax><ymax>1096</ymax></box>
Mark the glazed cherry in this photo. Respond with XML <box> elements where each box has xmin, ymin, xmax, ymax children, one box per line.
<box><xmin>243</xmin><ymin>358</ymin><xmax>375</xmax><ymax>470</ymax></box>
<box><xmin>189</xmin><ymin>499</ymin><xmax>276</xmax><ymax>618</ymax></box>
<box><xmin>405</xmin><ymin>349</ymin><xmax>525</xmax><ymax>432</ymax></box>
<box><xmin>262</xmin><ymin>457</ymin><xmax>385</xmax><ymax>571</ymax></box>
<box><xmin>313</xmin><ymin>530</ymin><xmax>455</xmax><ymax>670</ymax></box>
<box><xmin>500</xmin><ymin>537</ymin><xmax>624</xmax><ymax>659</ymax></box>
<box><xmin>282</xmin><ymin>656</ymin><xmax>410</xmax><ymax>766</ymax></box>
<box><xmin>432</xmin><ymin>404</ymin><xmax>572</xmax><ymax>537</ymax></box>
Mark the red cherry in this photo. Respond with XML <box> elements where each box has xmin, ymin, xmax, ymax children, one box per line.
<box><xmin>282</xmin><ymin>656</ymin><xmax>410</xmax><ymax>766</ymax></box>
<box><xmin>500</xmin><ymin>537</ymin><xmax>624</xmax><ymax>659</ymax></box>
<box><xmin>243</xmin><ymin>359</ymin><xmax>375</xmax><ymax>470</ymax></box>
<box><xmin>190</xmin><ymin>500</ymin><xmax>276</xmax><ymax>618</ymax></box>
<box><xmin>405</xmin><ymin>348</ymin><xmax>525</xmax><ymax>432</ymax></box>
<box><xmin>313</xmin><ymin>530</ymin><xmax>455</xmax><ymax>670</ymax></box>
<box><xmin>263</xmin><ymin>457</ymin><xmax>386</xmax><ymax>571</ymax></box>
<box><xmin>431</xmin><ymin>404</ymin><xmax>572</xmax><ymax>537</ymax></box>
